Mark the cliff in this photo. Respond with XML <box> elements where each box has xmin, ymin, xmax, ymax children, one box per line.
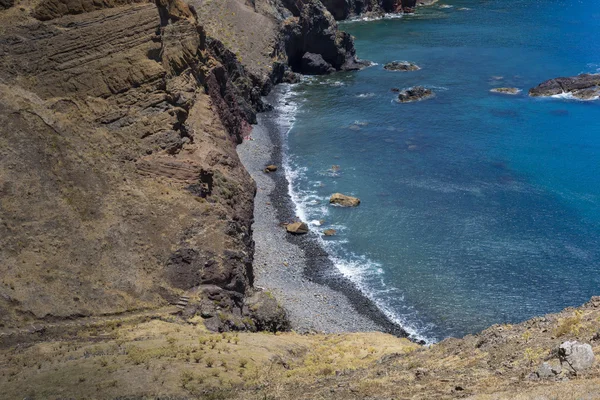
<box><xmin>2</xmin><ymin>0</ymin><xmax>599</xmax><ymax>399</ymax></box>
<box><xmin>0</xmin><ymin>0</ymin><xmax>365</xmax><ymax>334</ymax></box>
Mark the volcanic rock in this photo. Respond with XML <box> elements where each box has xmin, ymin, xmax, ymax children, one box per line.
<box><xmin>384</xmin><ymin>61</ymin><xmax>421</xmax><ymax>71</ymax></box>
<box><xmin>397</xmin><ymin>86</ymin><xmax>434</xmax><ymax>103</ymax></box>
<box><xmin>301</xmin><ymin>52</ymin><xmax>336</xmax><ymax>75</ymax></box>
<box><xmin>529</xmin><ymin>74</ymin><xmax>600</xmax><ymax>100</ymax></box>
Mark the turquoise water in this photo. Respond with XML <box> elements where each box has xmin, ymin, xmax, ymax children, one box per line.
<box><xmin>282</xmin><ymin>0</ymin><xmax>600</xmax><ymax>342</ymax></box>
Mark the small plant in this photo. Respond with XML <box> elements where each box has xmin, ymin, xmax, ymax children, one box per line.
<box><xmin>180</xmin><ymin>371</ymin><xmax>194</xmax><ymax>388</ymax></box>
<box><xmin>239</xmin><ymin>359</ymin><xmax>248</xmax><ymax>368</ymax></box>
<box><xmin>521</xmin><ymin>330</ymin><xmax>532</xmax><ymax>343</ymax></box>
<box><xmin>555</xmin><ymin>310</ymin><xmax>584</xmax><ymax>337</ymax></box>
<box><xmin>523</xmin><ymin>347</ymin><xmax>545</xmax><ymax>366</ymax></box>
<box><xmin>206</xmin><ymin>357</ymin><xmax>214</xmax><ymax>368</ymax></box>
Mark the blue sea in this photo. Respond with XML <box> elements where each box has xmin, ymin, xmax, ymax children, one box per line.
<box><xmin>280</xmin><ymin>0</ymin><xmax>600</xmax><ymax>342</ymax></box>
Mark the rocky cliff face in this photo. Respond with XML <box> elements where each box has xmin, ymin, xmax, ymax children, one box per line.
<box><xmin>0</xmin><ymin>0</ymin><xmax>288</xmax><ymax>332</ymax></box>
<box><xmin>0</xmin><ymin>0</ymin><xmax>366</xmax><ymax>332</ymax></box>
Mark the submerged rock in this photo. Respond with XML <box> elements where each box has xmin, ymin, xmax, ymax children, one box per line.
<box><xmin>397</xmin><ymin>86</ymin><xmax>434</xmax><ymax>103</ymax></box>
<box><xmin>330</xmin><ymin>193</ymin><xmax>360</xmax><ymax>207</ymax></box>
<box><xmin>490</xmin><ymin>87</ymin><xmax>521</xmax><ymax>95</ymax></box>
<box><xmin>384</xmin><ymin>61</ymin><xmax>421</xmax><ymax>71</ymax></box>
<box><xmin>286</xmin><ymin>221</ymin><xmax>309</xmax><ymax>234</ymax></box>
<box><xmin>558</xmin><ymin>341</ymin><xmax>595</xmax><ymax>372</ymax></box>
<box><xmin>529</xmin><ymin>74</ymin><xmax>600</xmax><ymax>100</ymax></box>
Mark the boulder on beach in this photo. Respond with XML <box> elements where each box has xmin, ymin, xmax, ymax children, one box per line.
<box><xmin>330</xmin><ymin>193</ymin><xmax>360</xmax><ymax>207</ymax></box>
<box><xmin>490</xmin><ymin>87</ymin><xmax>521</xmax><ymax>95</ymax></box>
<box><xmin>286</xmin><ymin>221</ymin><xmax>309</xmax><ymax>234</ymax></box>
<box><xmin>264</xmin><ymin>165</ymin><xmax>278</xmax><ymax>173</ymax></box>
<box><xmin>384</xmin><ymin>61</ymin><xmax>421</xmax><ymax>72</ymax></box>
<box><xmin>323</xmin><ymin>229</ymin><xmax>337</xmax><ymax>236</ymax></box>
<box><xmin>529</xmin><ymin>74</ymin><xmax>600</xmax><ymax>100</ymax></box>
<box><xmin>397</xmin><ymin>86</ymin><xmax>434</xmax><ymax>103</ymax></box>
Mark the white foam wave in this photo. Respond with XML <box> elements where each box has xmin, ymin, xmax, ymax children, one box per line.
<box><xmin>356</xmin><ymin>93</ymin><xmax>376</xmax><ymax>98</ymax></box>
<box><xmin>343</xmin><ymin>12</ymin><xmax>404</xmax><ymax>23</ymax></box>
<box><xmin>276</xmin><ymin>84</ymin><xmax>436</xmax><ymax>344</ymax></box>
<box><xmin>550</xmin><ymin>92</ymin><xmax>599</xmax><ymax>101</ymax></box>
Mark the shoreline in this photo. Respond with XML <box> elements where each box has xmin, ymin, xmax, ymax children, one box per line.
<box><xmin>237</xmin><ymin>85</ymin><xmax>409</xmax><ymax>338</ymax></box>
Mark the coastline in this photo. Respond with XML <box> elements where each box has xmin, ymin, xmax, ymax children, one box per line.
<box><xmin>237</xmin><ymin>85</ymin><xmax>409</xmax><ymax>338</ymax></box>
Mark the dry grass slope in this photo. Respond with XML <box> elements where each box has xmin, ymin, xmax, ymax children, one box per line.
<box><xmin>1</xmin><ymin>298</ymin><xmax>600</xmax><ymax>399</ymax></box>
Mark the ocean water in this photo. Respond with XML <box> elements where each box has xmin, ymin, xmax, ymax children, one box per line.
<box><xmin>281</xmin><ymin>0</ymin><xmax>600</xmax><ymax>342</ymax></box>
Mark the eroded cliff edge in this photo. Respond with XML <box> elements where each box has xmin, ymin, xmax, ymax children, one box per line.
<box><xmin>0</xmin><ymin>0</ymin><xmax>367</xmax><ymax>332</ymax></box>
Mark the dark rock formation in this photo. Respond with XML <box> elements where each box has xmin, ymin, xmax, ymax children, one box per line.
<box><xmin>283</xmin><ymin>1</ymin><xmax>368</xmax><ymax>74</ymax></box>
<box><xmin>321</xmin><ymin>0</ymin><xmax>384</xmax><ymax>20</ymax></box>
<box><xmin>384</xmin><ymin>61</ymin><xmax>421</xmax><ymax>71</ymax></box>
<box><xmin>320</xmin><ymin>0</ymin><xmax>425</xmax><ymax>20</ymax></box>
<box><xmin>529</xmin><ymin>74</ymin><xmax>600</xmax><ymax>100</ymax></box>
<box><xmin>301</xmin><ymin>52</ymin><xmax>336</xmax><ymax>75</ymax></box>
<box><xmin>0</xmin><ymin>0</ymin><xmax>14</xmax><ymax>9</ymax></box>
<box><xmin>397</xmin><ymin>86</ymin><xmax>434</xmax><ymax>102</ymax></box>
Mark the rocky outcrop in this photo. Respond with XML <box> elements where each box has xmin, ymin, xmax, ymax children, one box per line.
<box><xmin>397</xmin><ymin>86</ymin><xmax>434</xmax><ymax>102</ymax></box>
<box><xmin>301</xmin><ymin>52</ymin><xmax>336</xmax><ymax>75</ymax></box>
<box><xmin>384</xmin><ymin>61</ymin><xmax>421</xmax><ymax>71</ymax></box>
<box><xmin>529</xmin><ymin>74</ymin><xmax>600</xmax><ymax>100</ymax></box>
<box><xmin>330</xmin><ymin>193</ymin><xmax>361</xmax><ymax>207</ymax></box>
<box><xmin>321</xmin><ymin>0</ymin><xmax>384</xmax><ymax>20</ymax></box>
<box><xmin>320</xmin><ymin>0</ymin><xmax>425</xmax><ymax>20</ymax></box>
<box><xmin>0</xmin><ymin>0</ymin><xmax>278</xmax><ymax>332</ymax></box>
<box><xmin>282</xmin><ymin>0</ymin><xmax>369</xmax><ymax>74</ymax></box>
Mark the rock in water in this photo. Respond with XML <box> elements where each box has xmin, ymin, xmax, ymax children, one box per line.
<box><xmin>301</xmin><ymin>53</ymin><xmax>336</xmax><ymax>75</ymax></box>
<box><xmin>529</xmin><ymin>74</ymin><xmax>600</xmax><ymax>100</ymax></box>
<box><xmin>264</xmin><ymin>165</ymin><xmax>278</xmax><ymax>173</ymax></box>
<box><xmin>323</xmin><ymin>229</ymin><xmax>337</xmax><ymax>236</ymax></box>
<box><xmin>384</xmin><ymin>61</ymin><xmax>421</xmax><ymax>71</ymax></box>
<box><xmin>397</xmin><ymin>86</ymin><xmax>434</xmax><ymax>103</ymax></box>
<box><xmin>558</xmin><ymin>341</ymin><xmax>595</xmax><ymax>372</ymax></box>
<box><xmin>330</xmin><ymin>193</ymin><xmax>361</xmax><ymax>207</ymax></box>
<box><xmin>286</xmin><ymin>222</ymin><xmax>309</xmax><ymax>234</ymax></box>
<box><xmin>490</xmin><ymin>87</ymin><xmax>521</xmax><ymax>95</ymax></box>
